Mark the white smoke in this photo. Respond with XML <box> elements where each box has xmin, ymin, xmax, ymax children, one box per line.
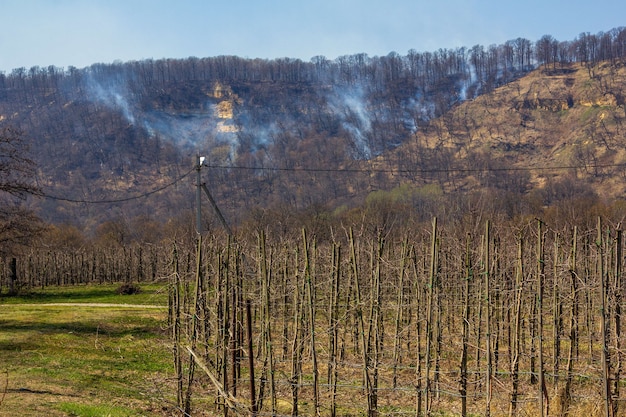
<box><xmin>327</xmin><ymin>86</ymin><xmax>373</xmax><ymax>159</ymax></box>
<box><xmin>80</xmin><ymin>71</ymin><xmax>237</xmax><ymax>153</ymax></box>
<box><xmin>142</xmin><ymin>110</ymin><xmax>216</xmax><ymax>148</ymax></box>
<box><xmin>83</xmin><ymin>71</ymin><xmax>136</xmax><ymax>125</ymax></box>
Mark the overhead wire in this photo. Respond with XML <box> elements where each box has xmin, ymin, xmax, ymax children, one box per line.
<box><xmin>204</xmin><ymin>161</ymin><xmax>626</xmax><ymax>174</ymax></box>
<box><xmin>33</xmin><ymin>158</ymin><xmax>624</xmax><ymax>205</ymax></box>
<box><xmin>37</xmin><ymin>167</ymin><xmax>194</xmax><ymax>204</ymax></box>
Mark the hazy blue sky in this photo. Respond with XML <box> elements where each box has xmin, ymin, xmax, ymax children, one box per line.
<box><xmin>1</xmin><ymin>0</ymin><xmax>624</xmax><ymax>73</ymax></box>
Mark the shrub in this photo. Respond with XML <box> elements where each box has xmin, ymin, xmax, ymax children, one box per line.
<box><xmin>115</xmin><ymin>283</ymin><xmax>141</xmax><ymax>295</ymax></box>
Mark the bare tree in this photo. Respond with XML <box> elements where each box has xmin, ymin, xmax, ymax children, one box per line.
<box><xmin>0</xmin><ymin>126</ymin><xmax>41</xmax><ymax>256</ymax></box>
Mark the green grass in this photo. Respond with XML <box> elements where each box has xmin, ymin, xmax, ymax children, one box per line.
<box><xmin>0</xmin><ymin>284</ymin><xmax>173</xmax><ymax>416</ymax></box>
<box><xmin>57</xmin><ymin>402</ymin><xmax>142</xmax><ymax>417</ymax></box>
<box><xmin>0</xmin><ymin>283</ymin><xmax>169</xmax><ymax>306</ymax></box>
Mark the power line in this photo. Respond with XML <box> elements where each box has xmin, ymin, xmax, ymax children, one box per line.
<box><xmin>38</xmin><ymin>168</ymin><xmax>194</xmax><ymax>204</ymax></box>
<box><xmin>205</xmin><ymin>161</ymin><xmax>626</xmax><ymax>174</ymax></box>
<box><xmin>33</xmin><ymin>158</ymin><xmax>624</xmax><ymax>205</ymax></box>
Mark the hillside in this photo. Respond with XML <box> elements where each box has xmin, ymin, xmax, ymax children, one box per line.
<box><xmin>1</xmin><ymin>28</ymin><xmax>626</xmax><ymax>232</ymax></box>
<box><xmin>378</xmin><ymin>62</ymin><xmax>626</xmax><ymax>199</ymax></box>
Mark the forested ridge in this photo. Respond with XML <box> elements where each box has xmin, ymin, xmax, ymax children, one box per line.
<box><xmin>1</xmin><ymin>27</ymin><xmax>626</xmax><ymax>234</ymax></box>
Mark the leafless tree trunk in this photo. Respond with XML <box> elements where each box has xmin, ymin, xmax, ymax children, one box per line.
<box><xmin>393</xmin><ymin>238</ymin><xmax>409</xmax><ymax>389</ymax></box>
<box><xmin>484</xmin><ymin>220</ymin><xmax>493</xmax><ymax>417</ymax></box>
<box><xmin>328</xmin><ymin>242</ymin><xmax>341</xmax><ymax>417</ymax></box>
<box><xmin>510</xmin><ymin>234</ymin><xmax>524</xmax><ymax>417</ymax></box>
<box><xmin>169</xmin><ymin>244</ymin><xmax>184</xmax><ymax>411</ymax></box>
<box><xmin>460</xmin><ymin>233</ymin><xmax>472</xmax><ymax>417</ymax></box>
<box><xmin>561</xmin><ymin>227</ymin><xmax>578</xmax><ymax>417</ymax></box>
<box><xmin>598</xmin><ymin>218</ymin><xmax>612</xmax><ymax>417</ymax></box>
<box><xmin>425</xmin><ymin>218</ymin><xmax>438</xmax><ymax>416</ymax></box>
<box><xmin>612</xmin><ymin>229</ymin><xmax>622</xmax><ymax>416</ymax></box>
<box><xmin>303</xmin><ymin>229</ymin><xmax>321</xmax><ymax>417</ymax></box>
<box><xmin>536</xmin><ymin>220</ymin><xmax>547</xmax><ymax>417</ymax></box>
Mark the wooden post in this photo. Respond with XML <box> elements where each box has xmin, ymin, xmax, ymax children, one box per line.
<box><xmin>425</xmin><ymin>217</ymin><xmax>437</xmax><ymax>416</ymax></box>
<box><xmin>553</xmin><ymin>233</ymin><xmax>562</xmax><ymax>390</ymax></box>
<box><xmin>290</xmin><ymin>245</ymin><xmax>304</xmax><ymax>417</ymax></box>
<box><xmin>460</xmin><ymin>233</ymin><xmax>472</xmax><ymax>417</ymax></box>
<box><xmin>349</xmin><ymin>228</ymin><xmax>369</xmax><ymax>412</ymax></box>
<box><xmin>484</xmin><ymin>220</ymin><xmax>492</xmax><ymax>417</ymax></box>
<box><xmin>246</xmin><ymin>299</ymin><xmax>257</xmax><ymax>417</ymax></box>
<box><xmin>393</xmin><ymin>238</ymin><xmax>409</xmax><ymax>389</ymax></box>
<box><xmin>537</xmin><ymin>220</ymin><xmax>546</xmax><ymax>417</ymax></box>
<box><xmin>561</xmin><ymin>226</ymin><xmax>578</xmax><ymax>417</ymax></box>
<box><xmin>183</xmin><ymin>235</ymin><xmax>203</xmax><ymax>416</ymax></box>
<box><xmin>510</xmin><ymin>234</ymin><xmax>524</xmax><ymax>417</ymax></box>
<box><xmin>612</xmin><ymin>229</ymin><xmax>622</xmax><ymax>416</ymax></box>
<box><xmin>599</xmin><ymin>217</ymin><xmax>612</xmax><ymax>417</ymax></box>
<box><xmin>329</xmin><ymin>243</ymin><xmax>341</xmax><ymax>417</ymax></box>
<box><xmin>170</xmin><ymin>244</ymin><xmax>184</xmax><ymax>410</ymax></box>
<box><xmin>303</xmin><ymin>228</ymin><xmax>321</xmax><ymax>417</ymax></box>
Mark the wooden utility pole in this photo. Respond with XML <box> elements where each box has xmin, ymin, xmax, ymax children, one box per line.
<box><xmin>196</xmin><ymin>155</ymin><xmax>203</xmax><ymax>234</ymax></box>
<box><xmin>195</xmin><ymin>154</ymin><xmax>232</xmax><ymax>236</ymax></box>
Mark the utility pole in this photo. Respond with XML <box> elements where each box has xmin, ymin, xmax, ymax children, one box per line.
<box><xmin>195</xmin><ymin>154</ymin><xmax>232</xmax><ymax>236</ymax></box>
<box><xmin>195</xmin><ymin>155</ymin><xmax>204</xmax><ymax>234</ymax></box>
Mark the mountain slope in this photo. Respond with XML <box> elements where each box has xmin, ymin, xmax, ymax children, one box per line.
<box><xmin>2</xmin><ymin>47</ymin><xmax>626</xmax><ymax>230</ymax></box>
<box><xmin>377</xmin><ymin>62</ymin><xmax>626</xmax><ymax>199</ymax></box>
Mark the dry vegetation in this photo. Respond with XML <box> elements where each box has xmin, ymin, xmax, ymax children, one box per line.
<box><xmin>163</xmin><ymin>216</ymin><xmax>626</xmax><ymax>416</ymax></box>
<box><xmin>6</xmin><ymin>213</ymin><xmax>618</xmax><ymax>416</ymax></box>
<box><xmin>4</xmin><ymin>203</ymin><xmax>626</xmax><ymax>416</ymax></box>
<box><xmin>383</xmin><ymin>62</ymin><xmax>626</xmax><ymax>199</ymax></box>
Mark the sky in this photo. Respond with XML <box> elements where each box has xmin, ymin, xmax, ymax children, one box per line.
<box><xmin>0</xmin><ymin>0</ymin><xmax>624</xmax><ymax>73</ymax></box>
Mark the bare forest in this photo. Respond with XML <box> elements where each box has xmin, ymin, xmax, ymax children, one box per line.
<box><xmin>0</xmin><ymin>27</ymin><xmax>625</xmax><ymax>230</ymax></box>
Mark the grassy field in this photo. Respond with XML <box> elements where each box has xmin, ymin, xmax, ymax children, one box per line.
<box><xmin>0</xmin><ymin>284</ymin><xmax>174</xmax><ymax>417</ymax></box>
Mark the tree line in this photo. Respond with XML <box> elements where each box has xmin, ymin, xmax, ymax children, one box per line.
<box><xmin>2</xmin><ymin>27</ymin><xmax>625</xmax><ymax>106</ymax></box>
